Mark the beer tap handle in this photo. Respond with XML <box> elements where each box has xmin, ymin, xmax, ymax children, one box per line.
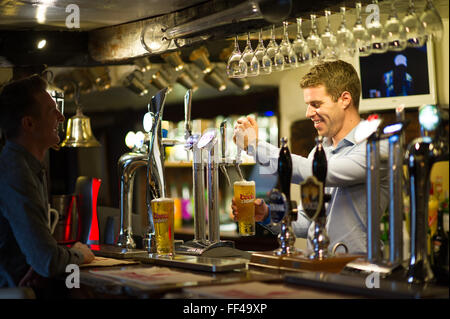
<box><xmin>184</xmin><ymin>89</ymin><xmax>192</xmax><ymax>140</ymax></box>
<box><xmin>312</xmin><ymin>136</ymin><xmax>327</xmax><ymax>185</ymax></box>
<box><xmin>220</xmin><ymin>120</ymin><xmax>227</xmax><ymax>161</ymax></box>
<box><xmin>278</xmin><ymin>137</ymin><xmax>292</xmax><ymax>203</ymax></box>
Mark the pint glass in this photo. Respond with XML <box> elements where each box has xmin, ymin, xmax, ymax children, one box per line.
<box><xmin>151</xmin><ymin>198</ymin><xmax>175</xmax><ymax>255</ymax></box>
<box><xmin>234</xmin><ymin>180</ymin><xmax>256</xmax><ymax>236</ymax></box>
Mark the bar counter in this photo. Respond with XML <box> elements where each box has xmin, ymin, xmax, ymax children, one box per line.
<box><xmin>58</xmin><ymin>244</ymin><xmax>448</xmax><ymax>300</ymax></box>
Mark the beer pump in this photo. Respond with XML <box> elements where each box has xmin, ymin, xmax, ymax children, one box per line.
<box><xmin>273</xmin><ymin>137</ymin><xmax>297</xmax><ymax>256</ymax></box>
<box><xmin>406</xmin><ymin>104</ymin><xmax>449</xmax><ymax>284</ymax></box>
<box><xmin>345</xmin><ymin>112</ymin><xmax>409</xmax><ymax>276</ymax></box>
<box><xmin>250</xmin><ymin>137</ymin><xmax>358</xmax><ymax>273</ymax></box>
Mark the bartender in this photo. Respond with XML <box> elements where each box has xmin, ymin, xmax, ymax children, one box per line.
<box><xmin>232</xmin><ymin>60</ymin><xmax>389</xmax><ymax>255</ymax></box>
<box><xmin>0</xmin><ymin>75</ymin><xmax>94</xmax><ymax>293</ymax></box>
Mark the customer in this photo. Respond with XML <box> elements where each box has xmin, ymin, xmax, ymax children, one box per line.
<box><xmin>232</xmin><ymin>60</ymin><xmax>388</xmax><ymax>254</ymax></box>
<box><xmin>0</xmin><ymin>75</ymin><xmax>94</xmax><ymax>290</ymax></box>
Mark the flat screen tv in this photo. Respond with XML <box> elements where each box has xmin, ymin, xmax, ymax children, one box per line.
<box><xmin>354</xmin><ymin>39</ymin><xmax>437</xmax><ymax>112</ymax></box>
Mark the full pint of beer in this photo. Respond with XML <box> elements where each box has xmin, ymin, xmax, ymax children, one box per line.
<box><xmin>151</xmin><ymin>198</ymin><xmax>175</xmax><ymax>255</ymax></box>
<box><xmin>234</xmin><ymin>180</ymin><xmax>256</xmax><ymax>236</ymax></box>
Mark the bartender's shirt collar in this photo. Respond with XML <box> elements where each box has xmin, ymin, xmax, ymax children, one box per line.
<box><xmin>4</xmin><ymin>140</ymin><xmax>45</xmax><ymax>175</ymax></box>
<box><xmin>323</xmin><ymin>120</ymin><xmax>362</xmax><ymax>153</ymax></box>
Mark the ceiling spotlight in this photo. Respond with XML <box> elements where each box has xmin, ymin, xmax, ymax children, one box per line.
<box><xmin>176</xmin><ymin>68</ymin><xmax>198</xmax><ymax>91</ymax></box>
<box><xmin>203</xmin><ymin>69</ymin><xmax>226</xmax><ymax>92</ymax></box>
<box><xmin>134</xmin><ymin>57</ymin><xmax>152</xmax><ymax>73</ymax></box>
<box><xmin>37</xmin><ymin>39</ymin><xmax>47</xmax><ymax>50</ymax></box>
<box><xmin>150</xmin><ymin>70</ymin><xmax>172</xmax><ymax>92</ymax></box>
<box><xmin>229</xmin><ymin>77</ymin><xmax>250</xmax><ymax>91</ymax></box>
<box><xmin>161</xmin><ymin>51</ymin><xmax>185</xmax><ymax>71</ymax></box>
<box><xmin>124</xmin><ymin>70</ymin><xmax>149</xmax><ymax>96</ymax></box>
<box><xmin>88</xmin><ymin>66</ymin><xmax>111</xmax><ymax>91</ymax></box>
<box><xmin>189</xmin><ymin>46</ymin><xmax>213</xmax><ymax>74</ymax></box>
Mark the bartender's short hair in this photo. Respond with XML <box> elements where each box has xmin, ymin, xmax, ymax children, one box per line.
<box><xmin>0</xmin><ymin>74</ymin><xmax>48</xmax><ymax>139</ymax></box>
<box><xmin>300</xmin><ymin>60</ymin><xmax>361</xmax><ymax>110</ymax></box>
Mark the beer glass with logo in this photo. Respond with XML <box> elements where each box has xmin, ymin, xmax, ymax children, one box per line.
<box><xmin>151</xmin><ymin>197</ymin><xmax>175</xmax><ymax>255</ymax></box>
<box><xmin>234</xmin><ymin>180</ymin><xmax>256</xmax><ymax>236</ymax></box>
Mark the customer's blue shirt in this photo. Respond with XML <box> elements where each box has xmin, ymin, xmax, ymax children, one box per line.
<box><xmin>0</xmin><ymin>141</ymin><xmax>84</xmax><ymax>287</ymax></box>
<box><xmin>249</xmin><ymin>122</ymin><xmax>389</xmax><ymax>255</ymax></box>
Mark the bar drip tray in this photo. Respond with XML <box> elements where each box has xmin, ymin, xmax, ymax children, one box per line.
<box><xmin>135</xmin><ymin>254</ymin><xmax>248</xmax><ymax>273</ymax></box>
<box><xmin>175</xmin><ymin>240</ymin><xmax>252</xmax><ymax>259</ymax></box>
<box><xmin>90</xmin><ymin>244</ymin><xmax>149</xmax><ymax>259</ymax></box>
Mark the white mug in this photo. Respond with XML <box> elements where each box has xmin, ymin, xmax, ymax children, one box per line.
<box><xmin>47</xmin><ymin>204</ymin><xmax>59</xmax><ymax>234</ymax></box>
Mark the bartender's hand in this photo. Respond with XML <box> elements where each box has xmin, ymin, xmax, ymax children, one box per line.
<box><xmin>231</xmin><ymin>198</ymin><xmax>269</xmax><ymax>222</ymax></box>
<box><xmin>73</xmin><ymin>242</ymin><xmax>95</xmax><ymax>264</ymax></box>
<box><xmin>233</xmin><ymin>115</ymin><xmax>258</xmax><ymax>150</ymax></box>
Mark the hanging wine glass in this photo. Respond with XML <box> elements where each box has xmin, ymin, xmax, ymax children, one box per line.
<box><xmin>254</xmin><ymin>29</ymin><xmax>272</xmax><ymax>75</ymax></box>
<box><xmin>352</xmin><ymin>2</ymin><xmax>372</xmax><ymax>57</ymax></box>
<box><xmin>402</xmin><ymin>0</ymin><xmax>427</xmax><ymax>47</ymax></box>
<box><xmin>366</xmin><ymin>0</ymin><xmax>388</xmax><ymax>53</ymax></box>
<box><xmin>384</xmin><ymin>0</ymin><xmax>407</xmax><ymax>51</ymax></box>
<box><xmin>292</xmin><ymin>17</ymin><xmax>310</xmax><ymax>66</ymax></box>
<box><xmin>307</xmin><ymin>14</ymin><xmax>323</xmax><ymax>64</ymax></box>
<box><xmin>321</xmin><ymin>10</ymin><xmax>338</xmax><ymax>61</ymax></box>
<box><xmin>336</xmin><ymin>7</ymin><xmax>356</xmax><ymax>59</ymax></box>
<box><xmin>279</xmin><ymin>21</ymin><xmax>296</xmax><ymax>69</ymax></box>
<box><xmin>241</xmin><ymin>32</ymin><xmax>260</xmax><ymax>77</ymax></box>
<box><xmin>267</xmin><ymin>25</ymin><xmax>284</xmax><ymax>72</ymax></box>
<box><xmin>226</xmin><ymin>35</ymin><xmax>247</xmax><ymax>78</ymax></box>
<box><xmin>420</xmin><ymin>0</ymin><xmax>444</xmax><ymax>41</ymax></box>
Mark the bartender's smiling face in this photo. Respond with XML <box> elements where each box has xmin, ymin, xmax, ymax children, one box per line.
<box><xmin>304</xmin><ymin>85</ymin><xmax>346</xmax><ymax>143</ymax></box>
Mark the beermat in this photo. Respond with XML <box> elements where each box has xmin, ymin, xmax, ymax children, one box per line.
<box><xmin>183</xmin><ymin>281</ymin><xmax>355</xmax><ymax>299</ymax></box>
<box><xmin>79</xmin><ymin>256</ymin><xmax>139</xmax><ymax>268</ymax></box>
<box><xmin>89</xmin><ymin>266</ymin><xmax>212</xmax><ymax>286</ymax></box>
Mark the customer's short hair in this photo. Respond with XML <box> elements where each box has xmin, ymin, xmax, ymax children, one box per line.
<box><xmin>0</xmin><ymin>74</ymin><xmax>48</xmax><ymax>139</ymax></box>
<box><xmin>300</xmin><ymin>60</ymin><xmax>361</xmax><ymax>110</ymax></box>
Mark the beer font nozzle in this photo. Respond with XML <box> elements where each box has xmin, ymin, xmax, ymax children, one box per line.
<box><xmin>406</xmin><ymin>105</ymin><xmax>449</xmax><ymax>284</ymax></box>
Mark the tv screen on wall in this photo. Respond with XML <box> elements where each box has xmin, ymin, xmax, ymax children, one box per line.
<box><xmin>355</xmin><ymin>40</ymin><xmax>437</xmax><ymax>112</ymax></box>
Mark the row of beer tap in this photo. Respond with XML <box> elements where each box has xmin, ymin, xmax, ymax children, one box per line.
<box><xmin>117</xmin><ymin>88</ymin><xmax>246</xmax><ymax>257</ymax></box>
<box><xmin>271</xmin><ymin>103</ymin><xmax>448</xmax><ymax>285</ymax></box>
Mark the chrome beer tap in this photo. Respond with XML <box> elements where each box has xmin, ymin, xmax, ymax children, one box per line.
<box><xmin>406</xmin><ymin>105</ymin><xmax>449</xmax><ymax>285</ymax></box>
<box><xmin>197</xmin><ymin>129</ymin><xmax>220</xmax><ymax>243</ymax></box>
<box><xmin>345</xmin><ymin>114</ymin><xmax>408</xmax><ymax>275</ymax></box>
<box><xmin>142</xmin><ymin>88</ymin><xmax>169</xmax><ymax>252</ymax></box>
<box><xmin>117</xmin><ymin>150</ymin><xmax>147</xmax><ymax>249</ymax></box>
<box><xmin>183</xmin><ymin>89</ymin><xmax>207</xmax><ymax>244</ymax></box>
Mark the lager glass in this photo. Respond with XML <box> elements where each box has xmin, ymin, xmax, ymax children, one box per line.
<box><xmin>151</xmin><ymin>198</ymin><xmax>175</xmax><ymax>255</ymax></box>
<box><xmin>234</xmin><ymin>180</ymin><xmax>256</xmax><ymax>236</ymax></box>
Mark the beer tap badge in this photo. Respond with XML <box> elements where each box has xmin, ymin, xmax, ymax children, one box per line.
<box><xmin>268</xmin><ymin>189</ymin><xmax>288</xmax><ymax>224</ymax></box>
<box><xmin>299</xmin><ymin>176</ymin><xmax>323</xmax><ymax>221</ymax></box>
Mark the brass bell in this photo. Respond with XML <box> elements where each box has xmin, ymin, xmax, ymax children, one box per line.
<box><xmin>61</xmin><ymin>107</ymin><xmax>101</xmax><ymax>148</ymax></box>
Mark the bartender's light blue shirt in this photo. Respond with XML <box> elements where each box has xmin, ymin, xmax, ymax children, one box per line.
<box><xmin>248</xmin><ymin>122</ymin><xmax>389</xmax><ymax>255</ymax></box>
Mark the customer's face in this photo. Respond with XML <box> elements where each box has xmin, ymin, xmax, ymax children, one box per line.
<box><xmin>32</xmin><ymin>90</ymin><xmax>65</xmax><ymax>148</ymax></box>
<box><xmin>304</xmin><ymin>85</ymin><xmax>345</xmax><ymax>140</ymax></box>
